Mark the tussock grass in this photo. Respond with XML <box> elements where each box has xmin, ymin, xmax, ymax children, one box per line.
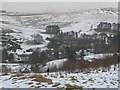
<box><xmin>70</xmin><ymin>76</ymin><xmax>79</xmax><ymax>82</ymax></box>
<box><xmin>27</xmin><ymin>82</ymin><xmax>33</xmax><ymax>85</ymax></box>
<box><xmin>29</xmin><ymin>74</ymin><xmax>42</xmax><ymax>78</ymax></box>
<box><xmin>65</xmin><ymin>84</ymin><xmax>83</xmax><ymax>90</ymax></box>
<box><xmin>12</xmin><ymin>72</ymin><xmax>24</xmax><ymax>77</ymax></box>
<box><xmin>12</xmin><ymin>82</ymin><xmax>16</xmax><ymax>84</ymax></box>
<box><xmin>70</xmin><ymin>76</ymin><xmax>76</xmax><ymax>80</ymax></box>
<box><xmin>52</xmin><ymin>83</ymin><xmax>60</xmax><ymax>87</ymax></box>
<box><xmin>17</xmin><ymin>76</ymin><xmax>27</xmax><ymax>80</ymax></box>
<box><xmin>88</xmin><ymin>78</ymin><xmax>94</xmax><ymax>83</ymax></box>
<box><xmin>25</xmin><ymin>40</ymin><xmax>38</xmax><ymax>45</ymax></box>
<box><xmin>35</xmin><ymin>86</ymin><xmax>41</xmax><ymax>88</ymax></box>
<box><xmin>30</xmin><ymin>74</ymin><xmax>53</xmax><ymax>84</ymax></box>
<box><xmin>1</xmin><ymin>73</ymin><xmax>9</xmax><ymax>76</ymax></box>
<box><xmin>30</xmin><ymin>85</ymin><xmax>34</xmax><ymax>87</ymax></box>
<box><xmin>60</xmin><ymin>75</ymin><xmax>64</xmax><ymax>78</ymax></box>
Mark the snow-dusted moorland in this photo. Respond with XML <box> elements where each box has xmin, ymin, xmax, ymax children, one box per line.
<box><xmin>0</xmin><ymin>7</ymin><xmax>119</xmax><ymax>89</ymax></box>
<box><xmin>0</xmin><ymin>65</ymin><xmax>119</xmax><ymax>88</ymax></box>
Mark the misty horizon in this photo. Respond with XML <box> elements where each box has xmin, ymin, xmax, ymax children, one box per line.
<box><xmin>0</xmin><ymin>2</ymin><xmax>118</xmax><ymax>13</ymax></box>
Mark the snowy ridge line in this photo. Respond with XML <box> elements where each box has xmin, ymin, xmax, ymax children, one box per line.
<box><xmin>1</xmin><ymin>7</ymin><xmax>117</xmax><ymax>34</ymax></box>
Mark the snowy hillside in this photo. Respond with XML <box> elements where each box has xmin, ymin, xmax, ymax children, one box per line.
<box><xmin>0</xmin><ymin>8</ymin><xmax>118</xmax><ymax>51</ymax></box>
<box><xmin>18</xmin><ymin>8</ymin><xmax>117</xmax><ymax>34</ymax></box>
<box><xmin>0</xmin><ymin>14</ymin><xmax>52</xmax><ymax>53</ymax></box>
<box><xmin>1</xmin><ymin>8</ymin><xmax>118</xmax><ymax>32</ymax></box>
<box><xmin>61</xmin><ymin>8</ymin><xmax>118</xmax><ymax>34</ymax></box>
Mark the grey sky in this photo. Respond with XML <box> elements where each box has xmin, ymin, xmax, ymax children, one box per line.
<box><xmin>1</xmin><ymin>2</ymin><xmax>118</xmax><ymax>13</ymax></box>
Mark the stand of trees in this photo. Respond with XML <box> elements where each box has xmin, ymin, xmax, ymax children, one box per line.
<box><xmin>2</xmin><ymin>31</ymin><xmax>22</xmax><ymax>62</ymax></box>
<box><xmin>29</xmin><ymin>49</ymin><xmax>48</xmax><ymax>64</ymax></box>
<box><xmin>28</xmin><ymin>24</ymin><xmax>120</xmax><ymax>64</ymax></box>
<box><xmin>2</xmin><ymin>23</ymin><xmax>120</xmax><ymax>64</ymax></box>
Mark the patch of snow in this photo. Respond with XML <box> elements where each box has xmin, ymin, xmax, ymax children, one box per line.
<box><xmin>84</xmin><ymin>53</ymin><xmax>113</xmax><ymax>61</ymax></box>
<box><xmin>46</xmin><ymin>59</ymin><xmax>68</xmax><ymax>69</ymax></box>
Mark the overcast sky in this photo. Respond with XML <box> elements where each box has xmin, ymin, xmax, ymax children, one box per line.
<box><xmin>0</xmin><ymin>2</ymin><xmax>118</xmax><ymax>13</ymax></box>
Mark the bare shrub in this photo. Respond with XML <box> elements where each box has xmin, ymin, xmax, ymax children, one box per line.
<box><xmin>51</xmin><ymin>53</ymin><xmax>119</xmax><ymax>72</ymax></box>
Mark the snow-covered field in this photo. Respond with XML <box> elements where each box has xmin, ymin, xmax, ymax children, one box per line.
<box><xmin>0</xmin><ymin>65</ymin><xmax>119</xmax><ymax>88</ymax></box>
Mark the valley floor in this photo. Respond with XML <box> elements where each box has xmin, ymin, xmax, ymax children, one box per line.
<box><xmin>0</xmin><ymin>65</ymin><xmax>119</xmax><ymax>89</ymax></box>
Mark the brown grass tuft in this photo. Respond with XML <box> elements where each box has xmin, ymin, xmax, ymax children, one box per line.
<box><xmin>30</xmin><ymin>74</ymin><xmax>53</xmax><ymax>84</ymax></box>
